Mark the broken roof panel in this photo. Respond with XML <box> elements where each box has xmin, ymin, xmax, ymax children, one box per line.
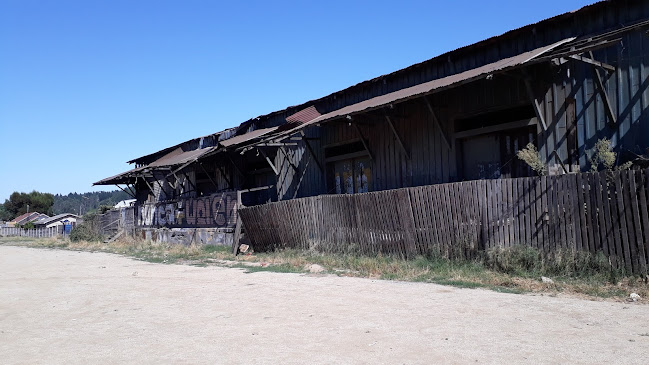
<box><xmin>285</xmin><ymin>105</ymin><xmax>321</xmax><ymax>125</ymax></box>
<box><xmin>93</xmin><ymin>166</ymin><xmax>146</xmax><ymax>185</ymax></box>
<box><xmin>219</xmin><ymin>127</ymin><xmax>279</xmax><ymax>147</ymax></box>
<box><xmin>148</xmin><ymin>146</ymin><xmax>215</xmax><ymax>168</ymax></box>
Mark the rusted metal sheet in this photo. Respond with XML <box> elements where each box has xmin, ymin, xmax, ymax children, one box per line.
<box><xmin>219</xmin><ymin>127</ymin><xmax>279</xmax><ymax>147</ymax></box>
<box><xmin>93</xmin><ymin>166</ymin><xmax>146</xmax><ymax>185</ymax></box>
<box><xmin>285</xmin><ymin>105</ymin><xmax>321</xmax><ymax>125</ymax></box>
<box><xmin>266</xmin><ymin>38</ymin><xmax>575</xmax><ymax>141</ymax></box>
<box><xmin>148</xmin><ymin>147</ymin><xmax>215</xmax><ymax>168</ymax></box>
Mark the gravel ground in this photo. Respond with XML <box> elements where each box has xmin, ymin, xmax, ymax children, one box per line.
<box><xmin>0</xmin><ymin>245</ymin><xmax>647</xmax><ymax>364</ymax></box>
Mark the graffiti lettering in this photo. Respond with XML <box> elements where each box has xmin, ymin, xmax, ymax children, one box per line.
<box><xmin>138</xmin><ymin>192</ymin><xmax>238</xmax><ymax>228</ymax></box>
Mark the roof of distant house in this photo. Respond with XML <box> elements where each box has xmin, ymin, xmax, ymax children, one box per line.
<box><xmin>33</xmin><ymin>213</ymin><xmax>79</xmax><ymax>226</ymax></box>
<box><xmin>11</xmin><ymin>212</ymin><xmax>48</xmax><ymax>225</ymax></box>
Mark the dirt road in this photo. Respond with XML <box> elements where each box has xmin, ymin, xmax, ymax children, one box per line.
<box><xmin>0</xmin><ymin>245</ymin><xmax>647</xmax><ymax>364</ymax></box>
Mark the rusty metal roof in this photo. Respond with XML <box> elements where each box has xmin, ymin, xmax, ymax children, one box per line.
<box><xmin>93</xmin><ymin>166</ymin><xmax>146</xmax><ymax>185</ymax></box>
<box><xmin>219</xmin><ymin>127</ymin><xmax>279</xmax><ymax>147</ymax></box>
<box><xmin>148</xmin><ymin>146</ymin><xmax>215</xmax><ymax>168</ymax></box>
<box><xmin>285</xmin><ymin>105</ymin><xmax>321</xmax><ymax>124</ymax></box>
<box><xmin>267</xmin><ymin>37</ymin><xmax>575</xmax><ymax>140</ymax></box>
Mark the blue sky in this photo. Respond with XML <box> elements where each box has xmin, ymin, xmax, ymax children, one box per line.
<box><xmin>0</xmin><ymin>0</ymin><xmax>595</xmax><ymax>201</ymax></box>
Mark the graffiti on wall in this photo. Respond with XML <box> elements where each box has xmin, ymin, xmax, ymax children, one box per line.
<box><xmin>137</xmin><ymin>191</ymin><xmax>238</xmax><ymax>228</ymax></box>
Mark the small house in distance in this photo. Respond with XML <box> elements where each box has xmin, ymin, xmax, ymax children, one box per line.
<box><xmin>33</xmin><ymin>214</ymin><xmax>80</xmax><ymax>234</ymax></box>
<box><xmin>95</xmin><ymin>0</ymin><xmax>649</xmax><ymax>246</ymax></box>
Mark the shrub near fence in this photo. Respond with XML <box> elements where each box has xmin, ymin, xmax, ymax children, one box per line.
<box><xmin>239</xmin><ymin>169</ymin><xmax>649</xmax><ymax>274</ymax></box>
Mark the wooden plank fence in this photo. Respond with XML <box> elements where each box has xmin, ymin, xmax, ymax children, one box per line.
<box><xmin>239</xmin><ymin>169</ymin><xmax>649</xmax><ymax>274</ymax></box>
<box><xmin>0</xmin><ymin>226</ymin><xmax>65</xmax><ymax>238</ymax></box>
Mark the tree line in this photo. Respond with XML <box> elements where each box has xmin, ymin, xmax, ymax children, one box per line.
<box><xmin>0</xmin><ymin>190</ymin><xmax>130</xmax><ymax>221</ymax></box>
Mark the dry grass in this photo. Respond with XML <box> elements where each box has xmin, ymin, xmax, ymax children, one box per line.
<box><xmin>2</xmin><ymin>236</ymin><xmax>647</xmax><ymax>302</ymax></box>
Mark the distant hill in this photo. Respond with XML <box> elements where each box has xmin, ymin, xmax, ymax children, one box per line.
<box><xmin>53</xmin><ymin>190</ymin><xmax>131</xmax><ymax>215</ymax></box>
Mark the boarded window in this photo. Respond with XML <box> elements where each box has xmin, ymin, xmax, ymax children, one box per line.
<box><xmin>332</xmin><ymin>157</ymin><xmax>372</xmax><ymax>194</ymax></box>
<box><xmin>325</xmin><ymin>141</ymin><xmax>372</xmax><ymax>194</ymax></box>
<box><xmin>460</xmin><ymin>126</ymin><xmax>537</xmax><ymax>180</ymax></box>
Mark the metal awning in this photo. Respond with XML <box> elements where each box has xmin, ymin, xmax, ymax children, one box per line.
<box><xmin>148</xmin><ymin>146</ymin><xmax>215</xmax><ymax>168</ymax></box>
<box><xmin>93</xmin><ymin>166</ymin><xmax>147</xmax><ymax>185</ymax></box>
<box><xmin>219</xmin><ymin>127</ymin><xmax>279</xmax><ymax>148</ymax></box>
<box><xmin>262</xmin><ymin>37</ymin><xmax>576</xmax><ymax>142</ymax></box>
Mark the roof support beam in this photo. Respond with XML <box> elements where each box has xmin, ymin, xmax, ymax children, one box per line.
<box><xmin>422</xmin><ymin>96</ymin><xmax>451</xmax><ymax>149</ymax></box>
<box><xmin>279</xmin><ymin>146</ymin><xmax>299</xmax><ymax>173</ymax></box>
<box><xmin>126</xmin><ymin>183</ymin><xmax>137</xmax><ymax>198</ymax></box>
<box><xmin>228</xmin><ymin>155</ymin><xmax>245</xmax><ymax>179</ymax></box>
<box><xmin>568</xmin><ymin>54</ymin><xmax>615</xmax><ymax>72</ymax></box>
<box><xmin>258</xmin><ymin>148</ymin><xmax>279</xmax><ymax>175</ymax></box>
<box><xmin>216</xmin><ymin>163</ymin><xmax>233</xmax><ymax>189</ymax></box>
<box><xmin>384</xmin><ymin>113</ymin><xmax>410</xmax><ymax>160</ymax></box>
<box><xmin>166</xmin><ymin>160</ymin><xmax>195</xmax><ymax>179</ymax></box>
<box><xmin>300</xmin><ymin>130</ymin><xmax>324</xmax><ymax>173</ymax></box>
<box><xmin>183</xmin><ymin>172</ymin><xmax>197</xmax><ymax>195</ymax></box>
<box><xmin>115</xmin><ymin>184</ymin><xmax>136</xmax><ymax>199</ymax></box>
<box><xmin>523</xmin><ymin>77</ymin><xmax>548</xmax><ymax>131</ymax></box>
<box><xmin>292</xmin><ymin>150</ymin><xmax>312</xmax><ymax>200</ymax></box>
<box><xmin>165</xmin><ymin>175</ymin><xmax>177</xmax><ymax>190</ymax></box>
<box><xmin>590</xmin><ymin>52</ymin><xmax>617</xmax><ymax>126</ymax></box>
<box><xmin>351</xmin><ymin>122</ymin><xmax>373</xmax><ymax>161</ymax></box>
<box><xmin>254</xmin><ymin>143</ymin><xmax>298</xmax><ymax>147</ymax></box>
<box><xmin>199</xmin><ymin>162</ymin><xmax>220</xmax><ymax>190</ymax></box>
<box><xmin>138</xmin><ymin>176</ymin><xmax>156</xmax><ymax>196</ymax></box>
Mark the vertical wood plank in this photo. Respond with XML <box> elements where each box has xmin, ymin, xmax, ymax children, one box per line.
<box><xmin>615</xmin><ymin>172</ymin><xmax>633</xmax><ymax>273</ymax></box>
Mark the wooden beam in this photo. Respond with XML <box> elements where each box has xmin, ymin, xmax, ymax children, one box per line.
<box><xmin>166</xmin><ymin>160</ymin><xmax>195</xmax><ymax>179</ymax></box>
<box><xmin>422</xmin><ymin>96</ymin><xmax>452</xmax><ymax>149</ymax></box>
<box><xmin>228</xmin><ymin>155</ymin><xmax>245</xmax><ymax>178</ymax></box>
<box><xmin>254</xmin><ymin>143</ymin><xmax>299</xmax><ymax>147</ymax></box>
<box><xmin>279</xmin><ymin>147</ymin><xmax>299</xmax><ymax>173</ymax></box>
<box><xmin>590</xmin><ymin>52</ymin><xmax>617</xmax><ymax>126</ymax></box>
<box><xmin>183</xmin><ymin>172</ymin><xmax>198</xmax><ymax>194</ymax></box>
<box><xmin>568</xmin><ymin>54</ymin><xmax>615</xmax><ymax>72</ymax></box>
<box><xmin>116</xmin><ymin>184</ymin><xmax>136</xmax><ymax>199</ymax></box>
<box><xmin>454</xmin><ymin>118</ymin><xmax>537</xmax><ymax>139</ymax></box>
<box><xmin>199</xmin><ymin>162</ymin><xmax>220</xmax><ymax>190</ymax></box>
<box><xmin>300</xmin><ymin>130</ymin><xmax>324</xmax><ymax>173</ymax></box>
<box><xmin>216</xmin><ymin>163</ymin><xmax>233</xmax><ymax>189</ymax></box>
<box><xmin>384</xmin><ymin>114</ymin><xmax>410</xmax><ymax>160</ymax></box>
<box><xmin>550</xmin><ymin>150</ymin><xmax>569</xmax><ymax>174</ymax></box>
<box><xmin>352</xmin><ymin>123</ymin><xmax>373</xmax><ymax>161</ymax></box>
<box><xmin>138</xmin><ymin>176</ymin><xmax>156</xmax><ymax>196</ymax></box>
<box><xmin>523</xmin><ymin>78</ymin><xmax>548</xmax><ymax>131</ymax></box>
<box><xmin>165</xmin><ymin>175</ymin><xmax>177</xmax><ymax>190</ymax></box>
<box><xmin>292</xmin><ymin>152</ymin><xmax>312</xmax><ymax>200</ymax></box>
<box><xmin>125</xmin><ymin>184</ymin><xmax>137</xmax><ymax>197</ymax></box>
<box><xmin>258</xmin><ymin>148</ymin><xmax>279</xmax><ymax>175</ymax></box>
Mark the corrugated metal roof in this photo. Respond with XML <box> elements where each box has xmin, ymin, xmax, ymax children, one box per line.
<box><xmin>219</xmin><ymin>127</ymin><xmax>279</xmax><ymax>147</ymax></box>
<box><xmin>93</xmin><ymin>166</ymin><xmax>146</xmax><ymax>185</ymax></box>
<box><xmin>267</xmin><ymin>37</ymin><xmax>575</xmax><ymax>140</ymax></box>
<box><xmin>285</xmin><ymin>106</ymin><xmax>321</xmax><ymax>124</ymax></box>
<box><xmin>148</xmin><ymin>146</ymin><xmax>215</xmax><ymax>167</ymax></box>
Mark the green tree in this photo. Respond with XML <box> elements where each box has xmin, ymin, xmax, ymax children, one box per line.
<box><xmin>2</xmin><ymin>191</ymin><xmax>55</xmax><ymax>218</ymax></box>
<box><xmin>0</xmin><ymin>203</ymin><xmax>12</xmax><ymax>221</ymax></box>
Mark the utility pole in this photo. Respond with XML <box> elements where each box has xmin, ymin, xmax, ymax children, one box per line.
<box><xmin>26</xmin><ymin>204</ymin><xmax>29</xmax><ymax>213</ymax></box>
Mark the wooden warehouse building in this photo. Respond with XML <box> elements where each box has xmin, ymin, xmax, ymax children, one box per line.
<box><xmin>95</xmin><ymin>0</ymin><xmax>649</xmax><ymax>246</ymax></box>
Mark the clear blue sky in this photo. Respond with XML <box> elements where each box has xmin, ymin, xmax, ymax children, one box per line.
<box><xmin>0</xmin><ymin>0</ymin><xmax>595</xmax><ymax>201</ymax></box>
